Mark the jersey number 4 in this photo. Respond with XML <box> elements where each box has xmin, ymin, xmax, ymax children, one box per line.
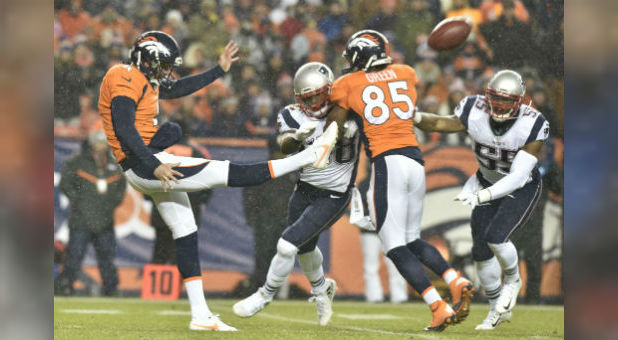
<box><xmin>362</xmin><ymin>81</ymin><xmax>414</xmax><ymax>125</ymax></box>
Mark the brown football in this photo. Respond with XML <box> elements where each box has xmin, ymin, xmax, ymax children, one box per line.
<box><xmin>427</xmin><ymin>17</ymin><xmax>472</xmax><ymax>51</ymax></box>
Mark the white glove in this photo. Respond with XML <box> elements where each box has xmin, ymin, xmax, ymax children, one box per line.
<box><xmin>454</xmin><ymin>191</ymin><xmax>480</xmax><ymax>208</ymax></box>
<box><xmin>343</xmin><ymin>120</ymin><xmax>359</xmax><ymax>139</ymax></box>
<box><xmin>293</xmin><ymin>121</ymin><xmax>319</xmax><ymax>141</ymax></box>
<box><xmin>349</xmin><ymin>187</ymin><xmax>376</xmax><ymax>231</ymax></box>
<box><xmin>454</xmin><ymin>174</ymin><xmax>482</xmax><ymax>208</ymax></box>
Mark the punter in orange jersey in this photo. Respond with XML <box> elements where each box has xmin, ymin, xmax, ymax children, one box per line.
<box><xmin>326</xmin><ymin>29</ymin><xmax>473</xmax><ymax>332</ymax></box>
<box><xmin>97</xmin><ymin>31</ymin><xmax>338</xmax><ymax>332</ymax></box>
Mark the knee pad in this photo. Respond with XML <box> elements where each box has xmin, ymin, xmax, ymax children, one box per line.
<box><xmin>277</xmin><ymin>238</ymin><xmax>299</xmax><ymax>258</ymax></box>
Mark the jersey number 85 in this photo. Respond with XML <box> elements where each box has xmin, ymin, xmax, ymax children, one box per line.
<box><xmin>362</xmin><ymin>81</ymin><xmax>414</xmax><ymax>125</ymax></box>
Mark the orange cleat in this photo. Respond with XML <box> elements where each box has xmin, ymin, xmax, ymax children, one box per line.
<box><xmin>449</xmin><ymin>273</ymin><xmax>474</xmax><ymax>323</ymax></box>
<box><xmin>424</xmin><ymin>300</ymin><xmax>457</xmax><ymax>332</ymax></box>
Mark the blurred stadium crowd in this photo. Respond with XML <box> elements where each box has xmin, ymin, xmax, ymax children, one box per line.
<box><xmin>54</xmin><ymin>0</ymin><xmax>563</xmax><ymax>144</ymax></box>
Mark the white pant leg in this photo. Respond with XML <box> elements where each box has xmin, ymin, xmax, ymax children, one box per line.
<box><xmin>360</xmin><ymin>232</ymin><xmax>384</xmax><ymax>302</ymax></box>
<box><xmin>124</xmin><ymin>152</ymin><xmax>230</xmax><ymax>194</ymax></box>
<box><xmin>373</xmin><ymin>155</ymin><xmax>415</xmax><ymax>253</ymax></box>
<box><xmin>149</xmin><ymin>191</ymin><xmax>198</xmax><ymax>239</ymax></box>
<box><xmin>405</xmin><ymin>159</ymin><xmax>425</xmax><ymax>243</ymax></box>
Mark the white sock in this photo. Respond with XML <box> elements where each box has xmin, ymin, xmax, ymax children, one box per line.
<box><xmin>268</xmin><ymin>149</ymin><xmax>315</xmax><ymax>178</ymax></box>
<box><xmin>184</xmin><ymin>278</ymin><xmax>212</xmax><ymax>319</ymax></box>
<box><xmin>263</xmin><ymin>239</ymin><xmax>298</xmax><ymax>298</ymax></box>
<box><xmin>422</xmin><ymin>286</ymin><xmax>442</xmax><ymax>305</ymax></box>
<box><xmin>488</xmin><ymin>241</ymin><xmax>520</xmax><ymax>283</ymax></box>
<box><xmin>360</xmin><ymin>233</ymin><xmax>383</xmax><ymax>302</ymax></box>
<box><xmin>442</xmin><ymin>268</ymin><xmax>459</xmax><ymax>285</ymax></box>
<box><xmin>298</xmin><ymin>247</ymin><xmax>327</xmax><ymax>294</ymax></box>
<box><xmin>475</xmin><ymin>257</ymin><xmax>502</xmax><ymax>309</ymax></box>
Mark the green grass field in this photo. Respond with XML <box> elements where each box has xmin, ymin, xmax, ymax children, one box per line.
<box><xmin>54</xmin><ymin>297</ymin><xmax>563</xmax><ymax>340</ymax></box>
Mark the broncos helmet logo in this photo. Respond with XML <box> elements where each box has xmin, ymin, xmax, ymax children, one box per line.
<box><xmin>139</xmin><ymin>41</ymin><xmax>172</xmax><ymax>60</ymax></box>
<box><xmin>349</xmin><ymin>36</ymin><xmax>379</xmax><ymax>50</ymax></box>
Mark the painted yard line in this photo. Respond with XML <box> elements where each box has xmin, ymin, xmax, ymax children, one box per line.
<box><xmin>336</xmin><ymin>313</ymin><xmax>404</xmax><ymax>320</ymax></box>
<box><xmin>258</xmin><ymin>311</ymin><xmax>561</xmax><ymax>340</ymax></box>
<box><xmin>158</xmin><ymin>310</ymin><xmax>192</xmax><ymax>316</ymax></box>
<box><xmin>258</xmin><ymin>312</ymin><xmax>440</xmax><ymax>340</ymax></box>
<box><xmin>61</xmin><ymin>309</ymin><xmax>122</xmax><ymax>314</ymax></box>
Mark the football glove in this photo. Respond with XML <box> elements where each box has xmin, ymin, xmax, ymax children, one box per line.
<box><xmin>293</xmin><ymin>121</ymin><xmax>319</xmax><ymax>141</ymax></box>
<box><xmin>454</xmin><ymin>174</ymin><xmax>482</xmax><ymax>208</ymax></box>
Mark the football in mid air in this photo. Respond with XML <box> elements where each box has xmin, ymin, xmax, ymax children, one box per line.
<box><xmin>427</xmin><ymin>17</ymin><xmax>472</xmax><ymax>51</ymax></box>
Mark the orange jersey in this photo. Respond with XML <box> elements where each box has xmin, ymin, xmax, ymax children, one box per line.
<box><xmin>98</xmin><ymin>64</ymin><xmax>159</xmax><ymax>163</ymax></box>
<box><xmin>330</xmin><ymin>64</ymin><xmax>419</xmax><ymax>158</ymax></box>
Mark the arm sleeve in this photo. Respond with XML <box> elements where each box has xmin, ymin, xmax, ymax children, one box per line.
<box><xmin>478</xmin><ymin>149</ymin><xmax>538</xmax><ymax>202</ymax></box>
<box><xmin>111</xmin><ymin>96</ymin><xmax>161</xmax><ymax>174</ymax></box>
<box><xmin>159</xmin><ymin>65</ymin><xmax>225</xmax><ymax>99</ymax></box>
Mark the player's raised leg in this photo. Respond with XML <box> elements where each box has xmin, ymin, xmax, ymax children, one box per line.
<box><xmin>149</xmin><ymin>191</ymin><xmax>236</xmax><ymax>331</ymax></box>
<box><xmin>124</xmin><ymin>122</ymin><xmax>338</xmax><ymax>194</ymax></box>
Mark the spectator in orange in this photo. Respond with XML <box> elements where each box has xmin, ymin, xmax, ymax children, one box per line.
<box><xmin>90</xmin><ymin>5</ymin><xmax>135</xmax><ymax>47</ymax></box>
<box><xmin>480</xmin><ymin>0</ymin><xmax>530</xmax><ymax>23</ymax></box>
<box><xmin>57</xmin><ymin>0</ymin><xmax>92</xmax><ymax>40</ymax></box>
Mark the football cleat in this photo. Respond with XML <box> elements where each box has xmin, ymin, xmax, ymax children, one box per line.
<box><xmin>310</xmin><ymin>122</ymin><xmax>338</xmax><ymax>169</ymax></box>
<box><xmin>495</xmin><ymin>278</ymin><xmax>522</xmax><ymax>313</ymax></box>
<box><xmin>424</xmin><ymin>300</ymin><xmax>457</xmax><ymax>332</ymax></box>
<box><xmin>232</xmin><ymin>287</ymin><xmax>272</xmax><ymax>318</ymax></box>
<box><xmin>189</xmin><ymin>314</ymin><xmax>237</xmax><ymax>331</ymax></box>
<box><xmin>449</xmin><ymin>274</ymin><xmax>474</xmax><ymax>323</ymax></box>
<box><xmin>309</xmin><ymin>278</ymin><xmax>337</xmax><ymax>326</ymax></box>
<box><xmin>475</xmin><ymin>310</ymin><xmax>512</xmax><ymax>330</ymax></box>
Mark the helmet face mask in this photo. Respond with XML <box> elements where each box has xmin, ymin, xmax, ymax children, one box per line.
<box><xmin>343</xmin><ymin>29</ymin><xmax>392</xmax><ymax>73</ymax></box>
<box><xmin>130</xmin><ymin>31</ymin><xmax>183</xmax><ymax>87</ymax></box>
<box><xmin>484</xmin><ymin>70</ymin><xmax>525</xmax><ymax>122</ymax></box>
<box><xmin>293</xmin><ymin>62</ymin><xmax>334</xmax><ymax>118</ymax></box>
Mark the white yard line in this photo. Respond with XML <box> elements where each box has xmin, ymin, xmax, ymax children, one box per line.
<box><xmin>157</xmin><ymin>310</ymin><xmax>191</xmax><ymax>316</ymax></box>
<box><xmin>61</xmin><ymin>309</ymin><xmax>122</xmax><ymax>314</ymax></box>
<box><xmin>258</xmin><ymin>312</ymin><xmax>441</xmax><ymax>339</ymax></box>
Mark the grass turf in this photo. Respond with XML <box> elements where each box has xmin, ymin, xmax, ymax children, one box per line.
<box><xmin>54</xmin><ymin>297</ymin><xmax>563</xmax><ymax>340</ymax></box>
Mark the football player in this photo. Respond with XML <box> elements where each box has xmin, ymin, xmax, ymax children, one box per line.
<box><xmin>325</xmin><ymin>29</ymin><xmax>474</xmax><ymax>332</ymax></box>
<box><xmin>98</xmin><ymin>31</ymin><xmax>338</xmax><ymax>331</ymax></box>
<box><xmin>233</xmin><ymin>62</ymin><xmax>360</xmax><ymax>326</ymax></box>
<box><xmin>414</xmin><ymin>69</ymin><xmax>549</xmax><ymax>330</ymax></box>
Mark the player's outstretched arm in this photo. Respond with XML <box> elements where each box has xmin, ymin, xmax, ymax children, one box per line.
<box><xmin>414</xmin><ymin>111</ymin><xmax>466</xmax><ymax>133</ymax></box>
<box><xmin>160</xmin><ymin>41</ymin><xmax>239</xmax><ymax>99</ymax></box>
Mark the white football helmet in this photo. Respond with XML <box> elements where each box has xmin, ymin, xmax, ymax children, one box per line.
<box><xmin>293</xmin><ymin>62</ymin><xmax>334</xmax><ymax>118</ymax></box>
<box><xmin>484</xmin><ymin>70</ymin><xmax>526</xmax><ymax>122</ymax></box>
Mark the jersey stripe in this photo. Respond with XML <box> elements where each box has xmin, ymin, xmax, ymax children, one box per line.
<box><xmin>281</xmin><ymin>108</ymin><xmax>300</xmax><ymax>129</ymax></box>
<box><xmin>525</xmin><ymin>115</ymin><xmax>546</xmax><ymax>145</ymax></box>
<box><xmin>459</xmin><ymin>95</ymin><xmax>476</xmax><ymax>129</ymax></box>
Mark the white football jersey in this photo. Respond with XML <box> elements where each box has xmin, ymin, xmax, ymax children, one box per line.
<box><xmin>277</xmin><ymin>104</ymin><xmax>360</xmax><ymax>193</ymax></box>
<box><xmin>454</xmin><ymin>95</ymin><xmax>550</xmax><ymax>184</ymax></box>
